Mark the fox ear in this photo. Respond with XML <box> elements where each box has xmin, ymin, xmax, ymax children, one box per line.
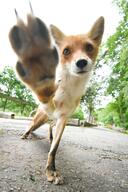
<box><xmin>50</xmin><ymin>25</ymin><xmax>65</xmax><ymax>45</ymax></box>
<box><xmin>89</xmin><ymin>16</ymin><xmax>104</xmax><ymax>44</ymax></box>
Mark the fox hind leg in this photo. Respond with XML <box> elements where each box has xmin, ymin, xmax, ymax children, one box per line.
<box><xmin>21</xmin><ymin>107</ymin><xmax>48</xmax><ymax>139</ymax></box>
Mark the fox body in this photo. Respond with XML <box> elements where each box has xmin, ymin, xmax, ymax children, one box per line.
<box><xmin>9</xmin><ymin>13</ymin><xmax>104</xmax><ymax>184</ymax></box>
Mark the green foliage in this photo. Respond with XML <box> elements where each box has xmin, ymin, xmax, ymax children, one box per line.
<box><xmin>80</xmin><ymin>43</ymin><xmax>109</xmax><ymax>123</ymax></box>
<box><xmin>71</xmin><ymin>106</ymin><xmax>84</xmax><ymax>120</ymax></box>
<box><xmin>0</xmin><ymin>66</ymin><xmax>37</xmax><ymax>116</ymax></box>
<box><xmin>102</xmin><ymin>0</ymin><xmax>128</xmax><ymax>129</ymax></box>
<box><xmin>97</xmin><ymin>102</ymin><xmax>120</xmax><ymax>126</ymax></box>
<box><xmin>81</xmin><ymin>81</ymin><xmax>99</xmax><ymax>122</ymax></box>
<box><xmin>81</xmin><ymin>57</ymin><xmax>105</xmax><ymax>123</ymax></box>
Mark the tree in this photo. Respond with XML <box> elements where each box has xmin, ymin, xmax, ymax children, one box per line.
<box><xmin>0</xmin><ymin>66</ymin><xmax>37</xmax><ymax>115</ymax></box>
<box><xmin>101</xmin><ymin>0</ymin><xmax>128</xmax><ymax>128</ymax></box>
<box><xmin>97</xmin><ymin>102</ymin><xmax>120</xmax><ymax>126</ymax></box>
<box><xmin>81</xmin><ymin>81</ymin><xmax>99</xmax><ymax>123</ymax></box>
<box><xmin>81</xmin><ymin>48</ymin><xmax>108</xmax><ymax>123</ymax></box>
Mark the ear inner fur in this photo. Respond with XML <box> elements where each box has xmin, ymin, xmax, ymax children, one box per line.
<box><xmin>88</xmin><ymin>16</ymin><xmax>104</xmax><ymax>44</ymax></box>
<box><xmin>50</xmin><ymin>25</ymin><xmax>65</xmax><ymax>45</ymax></box>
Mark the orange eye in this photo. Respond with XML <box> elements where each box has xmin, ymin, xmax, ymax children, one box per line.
<box><xmin>63</xmin><ymin>48</ymin><xmax>71</xmax><ymax>55</ymax></box>
<box><xmin>85</xmin><ymin>43</ymin><xmax>94</xmax><ymax>52</ymax></box>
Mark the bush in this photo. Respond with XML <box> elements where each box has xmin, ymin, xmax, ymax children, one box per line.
<box><xmin>71</xmin><ymin>106</ymin><xmax>84</xmax><ymax>120</ymax></box>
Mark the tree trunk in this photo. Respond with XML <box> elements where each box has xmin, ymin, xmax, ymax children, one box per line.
<box><xmin>88</xmin><ymin>109</ymin><xmax>93</xmax><ymax>123</ymax></box>
<box><xmin>20</xmin><ymin>104</ymin><xmax>25</xmax><ymax>115</ymax></box>
<box><xmin>3</xmin><ymin>98</ymin><xmax>8</xmax><ymax>111</ymax></box>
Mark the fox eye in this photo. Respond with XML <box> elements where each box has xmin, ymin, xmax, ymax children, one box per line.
<box><xmin>63</xmin><ymin>48</ymin><xmax>71</xmax><ymax>55</ymax></box>
<box><xmin>85</xmin><ymin>43</ymin><xmax>94</xmax><ymax>52</ymax></box>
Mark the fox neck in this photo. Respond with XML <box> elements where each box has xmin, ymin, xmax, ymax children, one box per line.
<box><xmin>56</xmin><ymin>63</ymin><xmax>92</xmax><ymax>96</ymax></box>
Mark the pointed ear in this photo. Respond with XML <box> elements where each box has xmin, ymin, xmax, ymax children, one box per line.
<box><xmin>50</xmin><ymin>25</ymin><xmax>65</xmax><ymax>45</ymax></box>
<box><xmin>89</xmin><ymin>16</ymin><xmax>104</xmax><ymax>44</ymax></box>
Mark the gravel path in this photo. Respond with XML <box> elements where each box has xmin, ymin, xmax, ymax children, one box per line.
<box><xmin>0</xmin><ymin>118</ymin><xmax>128</xmax><ymax>192</ymax></box>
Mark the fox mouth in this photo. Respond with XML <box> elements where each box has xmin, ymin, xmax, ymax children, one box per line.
<box><xmin>77</xmin><ymin>71</ymin><xmax>86</xmax><ymax>74</ymax></box>
<box><xmin>72</xmin><ymin>69</ymin><xmax>89</xmax><ymax>75</ymax></box>
<box><xmin>77</xmin><ymin>70</ymin><xmax>89</xmax><ymax>74</ymax></box>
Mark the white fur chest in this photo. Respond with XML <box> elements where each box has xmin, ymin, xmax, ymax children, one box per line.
<box><xmin>41</xmin><ymin>65</ymin><xmax>92</xmax><ymax>119</ymax></box>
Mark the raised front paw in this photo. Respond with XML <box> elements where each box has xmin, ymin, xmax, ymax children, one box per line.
<box><xmin>9</xmin><ymin>12</ymin><xmax>58</xmax><ymax>102</ymax></box>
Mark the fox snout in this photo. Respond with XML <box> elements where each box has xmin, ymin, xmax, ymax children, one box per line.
<box><xmin>74</xmin><ymin>57</ymin><xmax>93</xmax><ymax>74</ymax></box>
<box><xmin>76</xmin><ymin>59</ymin><xmax>88</xmax><ymax>70</ymax></box>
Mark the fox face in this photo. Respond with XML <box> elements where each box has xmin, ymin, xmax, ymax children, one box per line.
<box><xmin>50</xmin><ymin>17</ymin><xmax>104</xmax><ymax>76</ymax></box>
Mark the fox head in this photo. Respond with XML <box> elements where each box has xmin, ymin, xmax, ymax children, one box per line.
<box><xmin>50</xmin><ymin>17</ymin><xmax>104</xmax><ymax>76</ymax></box>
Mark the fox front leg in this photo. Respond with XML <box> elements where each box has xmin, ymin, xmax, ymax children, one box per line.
<box><xmin>9</xmin><ymin>13</ymin><xmax>58</xmax><ymax>103</ymax></box>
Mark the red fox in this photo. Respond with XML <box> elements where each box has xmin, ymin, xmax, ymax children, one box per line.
<box><xmin>9</xmin><ymin>12</ymin><xmax>104</xmax><ymax>184</ymax></box>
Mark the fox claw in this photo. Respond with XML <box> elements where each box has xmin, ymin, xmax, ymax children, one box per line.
<box><xmin>9</xmin><ymin>14</ymin><xmax>58</xmax><ymax>102</ymax></box>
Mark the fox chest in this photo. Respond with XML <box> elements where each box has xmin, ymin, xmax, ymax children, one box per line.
<box><xmin>41</xmin><ymin>86</ymin><xmax>82</xmax><ymax>119</ymax></box>
<box><xmin>41</xmin><ymin>73</ymin><xmax>87</xmax><ymax>118</ymax></box>
<box><xmin>53</xmin><ymin>85</ymin><xmax>83</xmax><ymax>118</ymax></box>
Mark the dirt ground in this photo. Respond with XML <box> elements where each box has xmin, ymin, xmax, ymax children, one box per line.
<box><xmin>0</xmin><ymin>118</ymin><xmax>128</xmax><ymax>192</ymax></box>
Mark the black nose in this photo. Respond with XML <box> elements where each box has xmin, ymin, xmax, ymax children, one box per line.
<box><xmin>76</xmin><ymin>59</ymin><xmax>88</xmax><ymax>69</ymax></box>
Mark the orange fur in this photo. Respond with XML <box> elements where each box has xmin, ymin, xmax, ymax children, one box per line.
<box><xmin>9</xmin><ymin>15</ymin><xmax>104</xmax><ymax>184</ymax></box>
